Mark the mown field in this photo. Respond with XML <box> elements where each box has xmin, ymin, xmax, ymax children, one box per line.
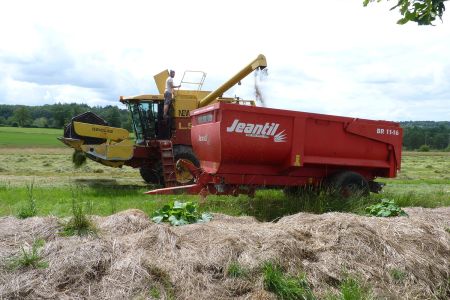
<box><xmin>0</xmin><ymin>127</ymin><xmax>64</xmax><ymax>148</ymax></box>
<box><xmin>0</xmin><ymin>127</ymin><xmax>448</xmax><ymax>219</ymax></box>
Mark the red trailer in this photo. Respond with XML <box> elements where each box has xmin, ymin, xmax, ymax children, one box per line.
<box><xmin>147</xmin><ymin>102</ymin><xmax>402</xmax><ymax>197</ymax></box>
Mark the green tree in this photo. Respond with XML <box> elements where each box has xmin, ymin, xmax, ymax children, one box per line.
<box><xmin>32</xmin><ymin>117</ymin><xmax>49</xmax><ymax>128</ymax></box>
<box><xmin>105</xmin><ymin>106</ymin><xmax>122</xmax><ymax>127</ymax></box>
<box><xmin>0</xmin><ymin>105</ymin><xmax>14</xmax><ymax>119</ymax></box>
<box><xmin>51</xmin><ymin>103</ymin><xmax>75</xmax><ymax>128</ymax></box>
<box><xmin>364</xmin><ymin>0</ymin><xmax>447</xmax><ymax>25</ymax></box>
<box><xmin>121</xmin><ymin>114</ymin><xmax>133</xmax><ymax>131</ymax></box>
<box><xmin>13</xmin><ymin>106</ymin><xmax>32</xmax><ymax>127</ymax></box>
<box><xmin>432</xmin><ymin>132</ymin><xmax>449</xmax><ymax>149</ymax></box>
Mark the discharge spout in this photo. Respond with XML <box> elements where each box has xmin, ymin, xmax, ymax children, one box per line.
<box><xmin>198</xmin><ymin>54</ymin><xmax>267</xmax><ymax>107</ymax></box>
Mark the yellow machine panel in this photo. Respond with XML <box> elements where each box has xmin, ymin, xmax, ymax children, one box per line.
<box><xmin>154</xmin><ymin>70</ymin><xmax>169</xmax><ymax>94</ymax></box>
<box><xmin>80</xmin><ymin>139</ymin><xmax>134</xmax><ymax>162</ymax></box>
<box><xmin>74</xmin><ymin>122</ymin><xmax>130</xmax><ymax>140</ymax></box>
<box><xmin>173</xmin><ymin>97</ymin><xmax>199</xmax><ymax>118</ymax></box>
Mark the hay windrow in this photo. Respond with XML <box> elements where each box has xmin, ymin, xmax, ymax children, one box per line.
<box><xmin>0</xmin><ymin>207</ymin><xmax>449</xmax><ymax>299</ymax></box>
<box><xmin>72</xmin><ymin>150</ymin><xmax>87</xmax><ymax>168</ymax></box>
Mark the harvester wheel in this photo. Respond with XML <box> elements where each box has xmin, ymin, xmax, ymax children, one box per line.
<box><xmin>173</xmin><ymin>145</ymin><xmax>199</xmax><ymax>184</ymax></box>
<box><xmin>328</xmin><ymin>171</ymin><xmax>370</xmax><ymax>198</ymax></box>
<box><xmin>139</xmin><ymin>165</ymin><xmax>163</xmax><ymax>185</ymax></box>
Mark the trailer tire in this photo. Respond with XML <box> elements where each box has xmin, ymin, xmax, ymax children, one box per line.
<box><xmin>328</xmin><ymin>171</ymin><xmax>369</xmax><ymax>198</ymax></box>
<box><xmin>283</xmin><ymin>186</ymin><xmax>302</xmax><ymax>197</ymax></box>
<box><xmin>283</xmin><ymin>185</ymin><xmax>317</xmax><ymax>197</ymax></box>
<box><xmin>173</xmin><ymin>145</ymin><xmax>200</xmax><ymax>184</ymax></box>
<box><xmin>139</xmin><ymin>165</ymin><xmax>163</xmax><ymax>185</ymax></box>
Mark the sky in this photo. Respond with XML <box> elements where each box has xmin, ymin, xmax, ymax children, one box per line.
<box><xmin>0</xmin><ymin>0</ymin><xmax>449</xmax><ymax>121</ymax></box>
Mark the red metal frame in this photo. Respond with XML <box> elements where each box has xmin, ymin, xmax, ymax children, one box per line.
<box><xmin>147</xmin><ymin>103</ymin><xmax>403</xmax><ymax>197</ymax></box>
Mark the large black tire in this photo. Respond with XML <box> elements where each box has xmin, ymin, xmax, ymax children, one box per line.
<box><xmin>139</xmin><ymin>164</ymin><xmax>163</xmax><ymax>185</ymax></box>
<box><xmin>283</xmin><ymin>186</ymin><xmax>302</xmax><ymax>197</ymax></box>
<box><xmin>173</xmin><ymin>145</ymin><xmax>199</xmax><ymax>184</ymax></box>
<box><xmin>283</xmin><ymin>184</ymin><xmax>320</xmax><ymax>197</ymax></box>
<box><xmin>327</xmin><ymin>171</ymin><xmax>370</xmax><ymax>198</ymax></box>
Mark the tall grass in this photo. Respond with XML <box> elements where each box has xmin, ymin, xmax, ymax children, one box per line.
<box><xmin>0</xmin><ymin>184</ymin><xmax>152</xmax><ymax>217</ymax></box>
<box><xmin>59</xmin><ymin>189</ymin><xmax>97</xmax><ymax>236</ymax></box>
<box><xmin>325</xmin><ymin>275</ymin><xmax>373</xmax><ymax>300</ymax></box>
<box><xmin>226</xmin><ymin>261</ymin><xmax>248</xmax><ymax>278</ymax></box>
<box><xmin>16</xmin><ymin>180</ymin><xmax>38</xmax><ymax>219</ymax></box>
<box><xmin>7</xmin><ymin>239</ymin><xmax>48</xmax><ymax>270</ymax></box>
<box><xmin>1</xmin><ymin>181</ymin><xmax>448</xmax><ymax>221</ymax></box>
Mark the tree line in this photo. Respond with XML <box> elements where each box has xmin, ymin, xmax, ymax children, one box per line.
<box><xmin>0</xmin><ymin>103</ymin><xmax>449</xmax><ymax>150</ymax></box>
<box><xmin>401</xmin><ymin>121</ymin><xmax>449</xmax><ymax>151</ymax></box>
<box><xmin>0</xmin><ymin>103</ymin><xmax>132</xmax><ymax>131</ymax></box>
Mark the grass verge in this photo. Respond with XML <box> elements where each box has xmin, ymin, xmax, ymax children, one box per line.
<box><xmin>0</xmin><ymin>182</ymin><xmax>449</xmax><ymax>221</ymax></box>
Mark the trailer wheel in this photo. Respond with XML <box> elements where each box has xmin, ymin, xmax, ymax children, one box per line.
<box><xmin>139</xmin><ymin>165</ymin><xmax>163</xmax><ymax>185</ymax></box>
<box><xmin>173</xmin><ymin>145</ymin><xmax>200</xmax><ymax>184</ymax></box>
<box><xmin>328</xmin><ymin>171</ymin><xmax>370</xmax><ymax>198</ymax></box>
<box><xmin>283</xmin><ymin>185</ymin><xmax>316</xmax><ymax>197</ymax></box>
<box><xmin>283</xmin><ymin>186</ymin><xmax>302</xmax><ymax>197</ymax></box>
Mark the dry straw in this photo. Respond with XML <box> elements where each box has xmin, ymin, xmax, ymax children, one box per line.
<box><xmin>0</xmin><ymin>207</ymin><xmax>448</xmax><ymax>299</ymax></box>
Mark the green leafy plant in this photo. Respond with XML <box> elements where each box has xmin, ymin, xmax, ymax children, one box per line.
<box><xmin>366</xmin><ymin>199</ymin><xmax>408</xmax><ymax>217</ymax></box>
<box><xmin>17</xmin><ymin>180</ymin><xmax>37</xmax><ymax>219</ymax></box>
<box><xmin>8</xmin><ymin>239</ymin><xmax>48</xmax><ymax>270</ymax></box>
<box><xmin>363</xmin><ymin>0</ymin><xmax>446</xmax><ymax>25</ymax></box>
<box><xmin>262</xmin><ymin>261</ymin><xmax>315</xmax><ymax>300</ymax></box>
<box><xmin>151</xmin><ymin>201</ymin><xmax>212</xmax><ymax>226</ymax></box>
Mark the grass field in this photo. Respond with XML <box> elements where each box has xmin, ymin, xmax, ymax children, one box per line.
<box><xmin>0</xmin><ymin>127</ymin><xmax>449</xmax><ymax>219</ymax></box>
<box><xmin>0</xmin><ymin>147</ymin><xmax>448</xmax><ymax>220</ymax></box>
<box><xmin>0</xmin><ymin>127</ymin><xmax>64</xmax><ymax>148</ymax></box>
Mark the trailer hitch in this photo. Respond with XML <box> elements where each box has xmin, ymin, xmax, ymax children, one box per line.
<box><xmin>145</xmin><ymin>159</ymin><xmax>255</xmax><ymax>199</ymax></box>
<box><xmin>145</xmin><ymin>159</ymin><xmax>216</xmax><ymax>196</ymax></box>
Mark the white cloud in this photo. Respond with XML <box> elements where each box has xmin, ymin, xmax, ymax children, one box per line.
<box><xmin>0</xmin><ymin>0</ymin><xmax>449</xmax><ymax>120</ymax></box>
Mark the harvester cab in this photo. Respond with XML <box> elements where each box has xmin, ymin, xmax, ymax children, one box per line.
<box><xmin>119</xmin><ymin>69</ymin><xmax>211</xmax><ymax>143</ymax></box>
<box><xmin>59</xmin><ymin>54</ymin><xmax>268</xmax><ymax>186</ymax></box>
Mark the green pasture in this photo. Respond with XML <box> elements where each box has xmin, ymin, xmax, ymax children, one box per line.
<box><xmin>0</xmin><ymin>145</ymin><xmax>448</xmax><ymax>219</ymax></box>
<box><xmin>0</xmin><ymin>126</ymin><xmax>64</xmax><ymax>148</ymax></box>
